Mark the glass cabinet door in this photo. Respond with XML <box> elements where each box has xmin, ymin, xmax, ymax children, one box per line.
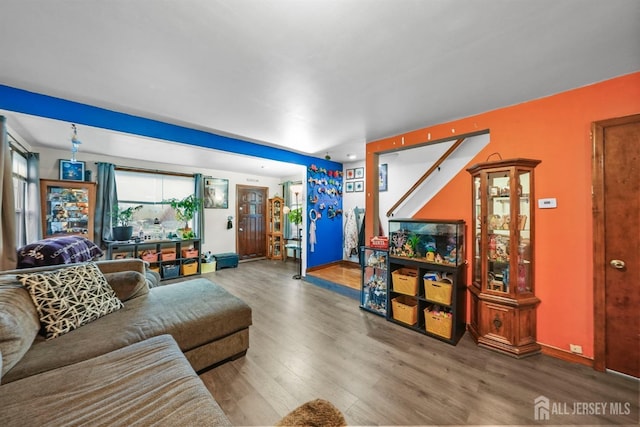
<box><xmin>472</xmin><ymin>175</ymin><xmax>482</xmax><ymax>287</ymax></box>
<box><xmin>516</xmin><ymin>169</ymin><xmax>533</xmax><ymax>294</ymax></box>
<box><xmin>486</xmin><ymin>169</ymin><xmax>511</xmax><ymax>294</ymax></box>
<box><xmin>273</xmin><ymin>199</ymin><xmax>281</xmax><ymax>233</ymax></box>
<box><xmin>361</xmin><ymin>247</ymin><xmax>388</xmax><ymax>316</ymax></box>
<box><xmin>475</xmin><ymin>165</ymin><xmax>535</xmax><ymax>297</ymax></box>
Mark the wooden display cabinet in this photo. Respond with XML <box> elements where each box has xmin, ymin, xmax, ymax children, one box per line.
<box><xmin>466</xmin><ymin>158</ymin><xmax>541</xmax><ymax>357</ymax></box>
<box><xmin>266</xmin><ymin>196</ymin><xmax>284</xmax><ymax>260</ymax></box>
<box><xmin>40</xmin><ymin>179</ymin><xmax>96</xmax><ymax>240</ymax></box>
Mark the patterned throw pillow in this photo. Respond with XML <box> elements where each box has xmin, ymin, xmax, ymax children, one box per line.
<box><xmin>18</xmin><ymin>263</ymin><xmax>123</xmax><ymax>340</ymax></box>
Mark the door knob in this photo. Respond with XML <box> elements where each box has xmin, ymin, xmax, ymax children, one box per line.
<box><xmin>239</xmin><ymin>228</ymin><xmax>243</xmax><ymax>232</ymax></box>
<box><xmin>610</xmin><ymin>259</ymin><xmax>626</xmax><ymax>270</ymax></box>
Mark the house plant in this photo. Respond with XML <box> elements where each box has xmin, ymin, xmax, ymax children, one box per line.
<box><xmin>111</xmin><ymin>204</ymin><xmax>143</xmax><ymax>241</ymax></box>
<box><xmin>167</xmin><ymin>194</ymin><xmax>201</xmax><ymax>239</ymax></box>
<box><xmin>287</xmin><ymin>207</ymin><xmax>303</xmax><ymax>227</ymax></box>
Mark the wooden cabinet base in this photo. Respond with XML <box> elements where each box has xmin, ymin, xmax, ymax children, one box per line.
<box><xmin>469</xmin><ymin>285</ymin><xmax>541</xmax><ymax>358</ymax></box>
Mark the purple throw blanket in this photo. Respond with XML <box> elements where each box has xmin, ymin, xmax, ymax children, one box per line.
<box><xmin>17</xmin><ymin>236</ymin><xmax>103</xmax><ymax>268</ymax></box>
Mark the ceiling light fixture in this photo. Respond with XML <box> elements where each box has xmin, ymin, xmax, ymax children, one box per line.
<box><xmin>347</xmin><ymin>153</ymin><xmax>356</xmax><ymax>160</ymax></box>
<box><xmin>70</xmin><ymin>124</ymin><xmax>82</xmax><ymax>162</ymax></box>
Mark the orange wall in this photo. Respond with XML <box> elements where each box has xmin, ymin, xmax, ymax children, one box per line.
<box><xmin>365</xmin><ymin>72</ymin><xmax>640</xmax><ymax>358</ymax></box>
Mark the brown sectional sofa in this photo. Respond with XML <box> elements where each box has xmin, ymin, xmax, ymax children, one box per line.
<box><xmin>0</xmin><ymin>258</ymin><xmax>252</xmax><ymax>426</ymax></box>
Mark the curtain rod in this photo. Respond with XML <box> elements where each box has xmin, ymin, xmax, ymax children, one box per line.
<box><xmin>7</xmin><ymin>131</ymin><xmax>30</xmax><ymax>156</ymax></box>
<box><xmin>98</xmin><ymin>163</ymin><xmax>194</xmax><ymax>178</ymax></box>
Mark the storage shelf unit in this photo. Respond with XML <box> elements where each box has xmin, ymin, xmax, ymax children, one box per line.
<box><xmin>388</xmin><ymin>254</ymin><xmax>467</xmax><ymax>345</ymax></box>
<box><xmin>106</xmin><ymin>239</ymin><xmax>201</xmax><ymax>281</ymax></box>
<box><xmin>360</xmin><ymin>247</ymin><xmax>389</xmax><ymax>316</ymax></box>
<box><xmin>360</xmin><ymin>219</ymin><xmax>467</xmax><ymax>345</ymax></box>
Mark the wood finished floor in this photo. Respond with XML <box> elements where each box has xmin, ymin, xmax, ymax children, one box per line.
<box><xmin>306</xmin><ymin>261</ymin><xmax>361</xmax><ymax>290</ymax></box>
<box><xmin>198</xmin><ymin>260</ymin><xmax>639</xmax><ymax>426</ymax></box>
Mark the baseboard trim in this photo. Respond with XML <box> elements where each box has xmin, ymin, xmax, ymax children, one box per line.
<box><xmin>303</xmin><ymin>274</ymin><xmax>360</xmax><ymax>300</ymax></box>
<box><xmin>540</xmin><ymin>343</ymin><xmax>593</xmax><ymax>368</ymax></box>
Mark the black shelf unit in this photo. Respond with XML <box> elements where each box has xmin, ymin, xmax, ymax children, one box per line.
<box><xmin>384</xmin><ymin>219</ymin><xmax>467</xmax><ymax>345</ymax></box>
<box><xmin>106</xmin><ymin>238</ymin><xmax>201</xmax><ymax>281</ymax></box>
<box><xmin>387</xmin><ymin>256</ymin><xmax>467</xmax><ymax>345</ymax></box>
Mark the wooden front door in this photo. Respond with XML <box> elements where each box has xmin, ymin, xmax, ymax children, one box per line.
<box><xmin>593</xmin><ymin>114</ymin><xmax>640</xmax><ymax>377</ymax></box>
<box><xmin>236</xmin><ymin>185</ymin><xmax>267</xmax><ymax>260</ymax></box>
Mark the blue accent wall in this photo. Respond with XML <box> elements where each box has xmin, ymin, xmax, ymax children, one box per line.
<box><xmin>305</xmin><ymin>164</ymin><xmax>345</xmax><ymax>268</ymax></box>
<box><xmin>0</xmin><ymin>84</ymin><xmax>344</xmax><ymax>269</ymax></box>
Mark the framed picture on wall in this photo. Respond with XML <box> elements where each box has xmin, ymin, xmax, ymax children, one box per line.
<box><xmin>204</xmin><ymin>177</ymin><xmax>229</xmax><ymax>209</ymax></box>
<box><xmin>345</xmin><ymin>182</ymin><xmax>354</xmax><ymax>192</ymax></box>
<box><xmin>345</xmin><ymin>168</ymin><xmax>355</xmax><ymax>180</ymax></box>
<box><xmin>59</xmin><ymin>159</ymin><xmax>85</xmax><ymax>181</ymax></box>
<box><xmin>354</xmin><ymin>167</ymin><xmax>364</xmax><ymax>179</ymax></box>
<box><xmin>355</xmin><ymin>180</ymin><xmax>364</xmax><ymax>192</ymax></box>
<box><xmin>379</xmin><ymin>163</ymin><xmax>388</xmax><ymax>192</ymax></box>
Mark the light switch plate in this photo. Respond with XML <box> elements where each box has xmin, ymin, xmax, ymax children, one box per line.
<box><xmin>538</xmin><ymin>198</ymin><xmax>557</xmax><ymax>209</ymax></box>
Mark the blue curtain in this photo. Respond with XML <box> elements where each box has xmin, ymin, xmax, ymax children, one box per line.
<box><xmin>95</xmin><ymin>162</ymin><xmax>117</xmax><ymax>247</ymax></box>
<box><xmin>283</xmin><ymin>181</ymin><xmax>292</xmax><ymax>239</ymax></box>
<box><xmin>25</xmin><ymin>152</ymin><xmax>42</xmax><ymax>242</ymax></box>
<box><xmin>194</xmin><ymin>173</ymin><xmax>204</xmax><ymax>243</ymax></box>
<box><xmin>0</xmin><ymin>116</ymin><xmax>17</xmax><ymax>269</ymax></box>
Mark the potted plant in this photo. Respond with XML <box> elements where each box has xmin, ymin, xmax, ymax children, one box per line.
<box><xmin>287</xmin><ymin>207</ymin><xmax>303</xmax><ymax>227</ymax></box>
<box><xmin>111</xmin><ymin>204</ymin><xmax>143</xmax><ymax>241</ymax></box>
<box><xmin>167</xmin><ymin>194</ymin><xmax>201</xmax><ymax>239</ymax></box>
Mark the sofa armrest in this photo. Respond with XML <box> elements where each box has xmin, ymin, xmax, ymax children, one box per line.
<box><xmin>95</xmin><ymin>259</ymin><xmax>146</xmax><ymax>275</ymax></box>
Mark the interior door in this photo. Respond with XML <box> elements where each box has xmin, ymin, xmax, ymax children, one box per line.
<box><xmin>593</xmin><ymin>114</ymin><xmax>640</xmax><ymax>377</ymax></box>
<box><xmin>236</xmin><ymin>185</ymin><xmax>267</xmax><ymax>260</ymax></box>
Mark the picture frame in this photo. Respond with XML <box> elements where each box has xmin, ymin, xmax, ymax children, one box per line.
<box><xmin>345</xmin><ymin>168</ymin><xmax>355</xmax><ymax>180</ymax></box>
<box><xmin>59</xmin><ymin>159</ymin><xmax>85</xmax><ymax>181</ymax></box>
<box><xmin>379</xmin><ymin>163</ymin><xmax>388</xmax><ymax>192</ymax></box>
<box><xmin>345</xmin><ymin>181</ymin><xmax>354</xmax><ymax>193</ymax></box>
<box><xmin>354</xmin><ymin>167</ymin><xmax>364</xmax><ymax>179</ymax></box>
<box><xmin>355</xmin><ymin>180</ymin><xmax>364</xmax><ymax>192</ymax></box>
<box><xmin>204</xmin><ymin>177</ymin><xmax>229</xmax><ymax>209</ymax></box>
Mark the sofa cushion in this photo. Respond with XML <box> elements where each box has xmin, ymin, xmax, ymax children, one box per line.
<box><xmin>0</xmin><ymin>278</ymin><xmax>41</xmax><ymax>379</ymax></box>
<box><xmin>0</xmin><ymin>334</ymin><xmax>231</xmax><ymax>427</ymax></box>
<box><xmin>103</xmin><ymin>270</ymin><xmax>149</xmax><ymax>301</ymax></box>
<box><xmin>18</xmin><ymin>263</ymin><xmax>123</xmax><ymax>340</ymax></box>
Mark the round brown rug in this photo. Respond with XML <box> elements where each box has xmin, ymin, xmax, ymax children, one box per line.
<box><xmin>275</xmin><ymin>398</ymin><xmax>346</xmax><ymax>426</ymax></box>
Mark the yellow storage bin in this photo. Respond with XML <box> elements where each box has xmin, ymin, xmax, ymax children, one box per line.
<box><xmin>424</xmin><ymin>308</ymin><xmax>452</xmax><ymax>339</ymax></box>
<box><xmin>391</xmin><ymin>295</ymin><xmax>418</xmax><ymax>325</ymax></box>
<box><xmin>392</xmin><ymin>268</ymin><xmax>419</xmax><ymax>295</ymax></box>
<box><xmin>423</xmin><ymin>275</ymin><xmax>453</xmax><ymax>305</ymax></box>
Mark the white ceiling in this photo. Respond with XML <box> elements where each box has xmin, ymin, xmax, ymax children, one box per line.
<box><xmin>0</xmin><ymin>0</ymin><xmax>638</xmax><ymax>176</ymax></box>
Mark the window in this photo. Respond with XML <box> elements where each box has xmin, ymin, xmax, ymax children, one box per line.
<box><xmin>11</xmin><ymin>142</ymin><xmax>28</xmax><ymax>247</ymax></box>
<box><xmin>114</xmin><ymin>170</ymin><xmax>194</xmax><ymax>238</ymax></box>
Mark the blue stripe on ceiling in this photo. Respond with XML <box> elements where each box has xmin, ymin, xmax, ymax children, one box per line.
<box><xmin>0</xmin><ymin>84</ymin><xmax>342</xmax><ymax>170</ymax></box>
